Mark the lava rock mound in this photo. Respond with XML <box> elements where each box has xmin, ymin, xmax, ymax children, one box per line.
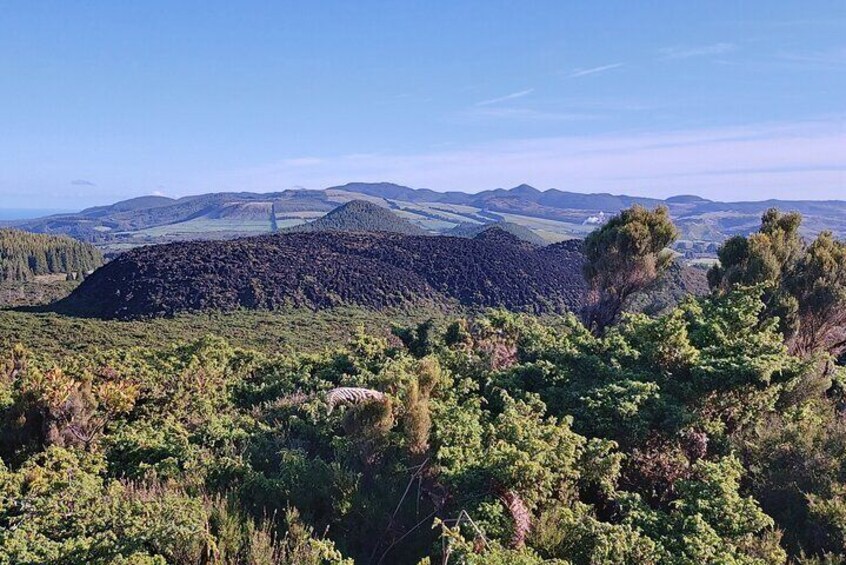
<box><xmin>55</xmin><ymin>229</ymin><xmax>588</xmax><ymax>319</ymax></box>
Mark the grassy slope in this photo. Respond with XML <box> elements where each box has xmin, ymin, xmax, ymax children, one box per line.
<box><xmin>0</xmin><ymin>306</ymin><xmax>458</xmax><ymax>358</ymax></box>
<box><xmin>0</xmin><ymin>280</ymin><xmax>80</xmax><ymax>308</ymax></box>
<box><xmin>128</xmin><ymin>217</ymin><xmax>273</xmax><ymax>236</ymax></box>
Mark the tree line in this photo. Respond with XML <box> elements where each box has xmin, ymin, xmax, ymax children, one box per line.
<box><xmin>0</xmin><ymin>228</ymin><xmax>103</xmax><ymax>282</ymax></box>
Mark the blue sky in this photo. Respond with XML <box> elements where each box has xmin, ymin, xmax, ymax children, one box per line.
<box><xmin>1</xmin><ymin>1</ymin><xmax>844</xmax><ymax>209</ymax></box>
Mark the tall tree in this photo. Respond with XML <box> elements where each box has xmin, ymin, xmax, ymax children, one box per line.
<box><xmin>582</xmin><ymin>205</ymin><xmax>679</xmax><ymax>333</ymax></box>
<box><xmin>709</xmin><ymin>209</ymin><xmax>846</xmax><ymax>359</ymax></box>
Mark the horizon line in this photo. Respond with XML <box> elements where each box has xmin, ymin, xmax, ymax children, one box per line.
<box><xmin>5</xmin><ymin>182</ymin><xmax>846</xmax><ymax>218</ymax></box>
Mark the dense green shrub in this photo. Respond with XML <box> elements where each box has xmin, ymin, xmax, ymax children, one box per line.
<box><xmin>0</xmin><ymin>279</ymin><xmax>844</xmax><ymax>562</ymax></box>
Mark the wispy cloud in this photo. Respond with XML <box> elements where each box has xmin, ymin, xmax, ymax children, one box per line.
<box><xmin>466</xmin><ymin>107</ymin><xmax>598</xmax><ymax>122</ymax></box>
<box><xmin>566</xmin><ymin>63</ymin><xmax>623</xmax><ymax>78</ymax></box>
<box><xmin>659</xmin><ymin>42</ymin><xmax>736</xmax><ymax>59</ymax></box>
<box><xmin>70</xmin><ymin>179</ymin><xmax>96</xmax><ymax>186</ymax></box>
<box><xmin>222</xmin><ymin>119</ymin><xmax>846</xmax><ymax>201</ymax></box>
<box><xmin>778</xmin><ymin>47</ymin><xmax>846</xmax><ymax>68</ymax></box>
<box><xmin>281</xmin><ymin>157</ymin><xmax>323</xmax><ymax>167</ymax></box>
<box><xmin>738</xmin><ymin>18</ymin><xmax>846</xmax><ymax>29</ymax></box>
<box><xmin>475</xmin><ymin>88</ymin><xmax>534</xmax><ymax>106</ymax></box>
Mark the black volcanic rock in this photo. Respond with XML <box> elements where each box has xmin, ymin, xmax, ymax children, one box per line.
<box><xmin>55</xmin><ymin>231</ymin><xmax>588</xmax><ymax>319</ymax></box>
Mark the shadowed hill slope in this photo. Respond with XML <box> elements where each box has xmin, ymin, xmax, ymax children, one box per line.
<box><xmin>447</xmin><ymin>221</ymin><xmax>547</xmax><ymax>246</ymax></box>
<box><xmin>625</xmin><ymin>262</ymin><xmax>710</xmax><ymax>316</ymax></box>
<box><xmin>285</xmin><ymin>200</ymin><xmax>428</xmax><ymax>235</ymax></box>
<box><xmin>54</xmin><ymin>229</ymin><xmax>587</xmax><ymax>319</ymax></box>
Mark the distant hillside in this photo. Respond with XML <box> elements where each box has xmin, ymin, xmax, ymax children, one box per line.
<box><xmin>626</xmin><ymin>263</ymin><xmax>710</xmax><ymax>316</ymax></box>
<box><xmin>285</xmin><ymin>200</ymin><xmax>427</xmax><ymax>235</ymax></box>
<box><xmin>0</xmin><ymin>229</ymin><xmax>103</xmax><ymax>282</ymax></box>
<box><xmin>447</xmin><ymin>221</ymin><xmax>547</xmax><ymax>246</ymax></box>
<box><xmin>81</xmin><ymin>195</ymin><xmax>176</xmax><ymax>215</ymax></box>
<box><xmin>8</xmin><ymin>182</ymin><xmax>846</xmax><ymax>253</ymax></box>
<box><xmin>55</xmin><ymin>230</ymin><xmax>587</xmax><ymax>319</ymax></box>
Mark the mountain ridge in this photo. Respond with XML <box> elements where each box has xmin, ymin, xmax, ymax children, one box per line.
<box><xmin>6</xmin><ymin>182</ymin><xmax>845</xmax><ymax>252</ymax></box>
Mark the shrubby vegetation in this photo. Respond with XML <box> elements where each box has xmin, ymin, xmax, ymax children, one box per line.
<box><xmin>709</xmin><ymin>209</ymin><xmax>846</xmax><ymax>359</ymax></box>
<box><xmin>0</xmin><ymin>207</ymin><xmax>844</xmax><ymax>563</ymax></box>
<box><xmin>0</xmin><ymin>306</ymin><xmax>455</xmax><ymax>358</ymax></box>
<box><xmin>0</xmin><ymin>279</ymin><xmax>80</xmax><ymax>309</ymax></box>
<box><xmin>582</xmin><ymin>205</ymin><xmax>679</xmax><ymax>332</ymax></box>
<box><xmin>0</xmin><ymin>229</ymin><xmax>103</xmax><ymax>282</ymax></box>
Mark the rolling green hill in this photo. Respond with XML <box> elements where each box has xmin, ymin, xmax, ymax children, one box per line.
<box><xmin>7</xmin><ymin>183</ymin><xmax>846</xmax><ymax>255</ymax></box>
<box><xmin>284</xmin><ymin>200</ymin><xmax>428</xmax><ymax>235</ymax></box>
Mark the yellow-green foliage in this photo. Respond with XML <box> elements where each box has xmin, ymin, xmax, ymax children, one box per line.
<box><xmin>0</xmin><ymin>286</ymin><xmax>842</xmax><ymax>563</ymax></box>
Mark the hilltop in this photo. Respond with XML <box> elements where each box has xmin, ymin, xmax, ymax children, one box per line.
<box><xmin>447</xmin><ymin>221</ymin><xmax>548</xmax><ymax>246</ymax></box>
<box><xmin>285</xmin><ymin>199</ymin><xmax>427</xmax><ymax>235</ymax></box>
<box><xmin>54</xmin><ymin>229</ymin><xmax>587</xmax><ymax>319</ymax></box>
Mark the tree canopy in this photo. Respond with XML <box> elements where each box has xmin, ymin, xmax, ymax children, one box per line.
<box><xmin>582</xmin><ymin>205</ymin><xmax>679</xmax><ymax>332</ymax></box>
<box><xmin>0</xmin><ymin>229</ymin><xmax>103</xmax><ymax>282</ymax></box>
<box><xmin>709</xmin><ymin>208</ymin><xmax>846</xmax><ymax>359</ymax></box>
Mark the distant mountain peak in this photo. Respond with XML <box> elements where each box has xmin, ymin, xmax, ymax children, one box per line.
<box><xmin>10</xmin><ymin>181</ymin><xmax>846</xmax><ymax>251</ymax></box>
<box><xmin>326</xmin><ymin>199</ymin><xmax>398</xmax><ymax>219</ymax></box>
<box><xmin>333</xmin><ymin>181</ymin><xmax>410</xmax><ymax>191</ymax></box>
<box><xmin>510</xmin><ymin>184</ymin><xmax>541</xmax><ymax>194</ymax></box>
<box><xmin>80</xmin><ymin>194</ymin><xmax>176</xmax><ymax>215</ymax></box>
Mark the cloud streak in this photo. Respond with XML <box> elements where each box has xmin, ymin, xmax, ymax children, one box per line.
<box><xmin>464</xmin><ymin>107</ymin><xmax>598</xmax><ymax>122</ymax></box>
<box><xmin>659</xmin><ymin>42</ymin><xmax>736</xmax><ymax>59</ymax></box>
<box><xmin>567</xmin><ymin>63</ymin><xmax>623</xmax><ymax>78</ymax></box>
<box><xmin>221</xmin><ymin>119</ymin><xmax>846</xmax><ymax>201</ymax></box>
<box><xmin>778</xmin><ymin>47</ymin><xmax>846</xmax><ymax>68</ymax></box>
<box><xmin>475</xmin><ymin>89</ymin><xmax>534</xmax><ymax>106</ymax></box>
<box><xmin>70</xmin><ymin>179</ymin><xmax>96</xmax><ymax>186</ymax></box>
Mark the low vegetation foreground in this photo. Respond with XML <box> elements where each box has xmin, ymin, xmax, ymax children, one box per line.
<box><xmin>0</xmin><ymin>206</ymin><xmax>844</xmax><ymax>564</ymax></box>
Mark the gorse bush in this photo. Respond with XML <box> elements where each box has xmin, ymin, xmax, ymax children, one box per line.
<box><xmin>582</xmin><ymin>205</ymin><xmax>679</xmax><ymax>333</ymax></box>
<box><xmin>0</xmin><ymin>282</ymin><xmax>842</xmax><ymax>564</ymax></box>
